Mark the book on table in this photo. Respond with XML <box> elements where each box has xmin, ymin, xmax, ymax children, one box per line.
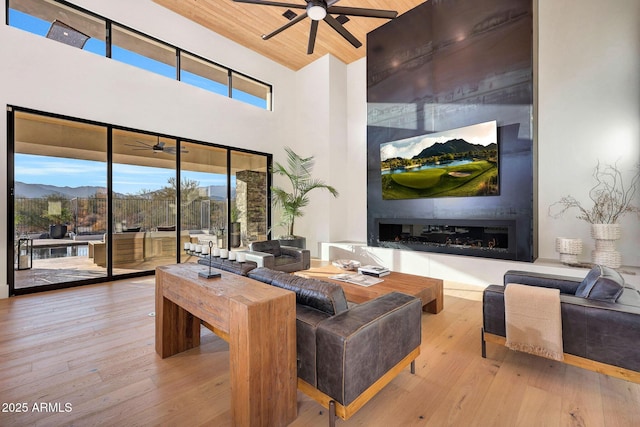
<box><xmin>329</xmin><ymin>273</ymin><xmax>383</xmax><ymax>287</ymax></box>
<box><xmin>358</xmin><ymin>265</ymin><xmax>390</xmax><ymax>277</ymax></box>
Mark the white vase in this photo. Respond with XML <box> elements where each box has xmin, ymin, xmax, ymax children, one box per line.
<box><xmin>555</xmin><ymin>237</ymin><xmax>582</xmax><ymax>265</ymax></box>
<box><xmin>590</xmin><ymin>223</ymin><xmax>621</xmax><ymax>268</ymax></box>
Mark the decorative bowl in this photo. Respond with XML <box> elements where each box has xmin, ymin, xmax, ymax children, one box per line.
<box><xmin>332</xmin><ymin>259</ymin><xmax>361</xmax><ymax>271</ymax></box>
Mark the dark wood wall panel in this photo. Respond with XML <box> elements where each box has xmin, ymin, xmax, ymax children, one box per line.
<box><xmin>366</xmin><ymin>0</ymin><xmax>535</xmax><ymax>261</ymax></box>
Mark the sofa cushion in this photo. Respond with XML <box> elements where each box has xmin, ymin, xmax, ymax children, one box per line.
<box><xmin>197</xmin><ymin>258</ymin><xmax>257</xmax><ymax>276</ymax></box>
<box><xmin>575</xmin><ymin>265</ymin><xmax>625</xmax><ymax>302</ymax></box>
<box><xmin>269</xmin><ymin>274</ymin><xmax>349</xmax><ymax>315</ymax></box>
<box><xmin>249</xmin><ymin>240</ymin><xmax>281</xmax><ymax>257</ymax></box>
<box><xmin>247</xmin><ymin>266</ymin><xmax>285</xmax><ymax>284</ymax></box>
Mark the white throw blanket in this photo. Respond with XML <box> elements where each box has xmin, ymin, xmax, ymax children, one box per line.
<box><xmin>504</xmin><ymin>283</ymin><xmax>564</xmax><ymax>361</ymax></box>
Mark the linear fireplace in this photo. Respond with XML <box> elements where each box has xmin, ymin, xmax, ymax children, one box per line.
<box><xmin>376</xmin><ymin>219</ymin><xmax>517</xmax><ymax>260</ymax></box>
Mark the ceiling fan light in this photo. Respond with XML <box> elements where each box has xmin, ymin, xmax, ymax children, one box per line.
<box><xmin>307</xmin><ymin>1</ymin><xmax>327</xmax><ymax>21</ymax></box>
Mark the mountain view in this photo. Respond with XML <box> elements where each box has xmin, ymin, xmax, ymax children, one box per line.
<box><xmin>14</xmin><ymin>182</ymin><xmax>233</xmax><ymax>200</ymax></box>
<box><xmin>14</xmin><ymin>182</ymin><xmax>107</xmax><ymax>199</ymax></box>
<box><xmin>413</xmin><ymin>139</ymin><xmax>498</xmax><ymax>159</ymax></box>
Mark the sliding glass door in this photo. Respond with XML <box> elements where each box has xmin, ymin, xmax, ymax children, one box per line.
<box><xmin>8</xmin><ymin>108</ymin><xmax>272</xmax><ymax>295</ymax></box>
<box><xmin>179</xmin><ymin>143</ymin><xmax>228</xmax><ymax>263</ymax></box>
<box><xmin>12</xmin><ymin>111</ymin><xmax>108</xmax><ymax>291</ymax></box>
<box><xmin>111</xmin><ymin>130</ymin><xmax>178</xmax><ymax>273</ymax></box>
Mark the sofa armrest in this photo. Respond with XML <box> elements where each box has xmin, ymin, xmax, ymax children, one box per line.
<box><xmin>315</xmin><ymin>292</ymin><xmax>422</xmax><ymax>406</ymax></box>
<box><xmin>482</xmin><ymin>284</ymin><xmax>507</xmax><ymax>336</ymax></box>
<box><xmin>280</xmin><ymin>245</ymin><xmax>311</xmax><ymax>270</ymax></box>
<box><xmin>244</xmin><ymin>250</ymin><xmax>275</xmax><ymax>269</ymax></box>
<box><xmin>504</xmin><ymin>270</ymin><xmax>583</xmax><ymax>294</ymax></box>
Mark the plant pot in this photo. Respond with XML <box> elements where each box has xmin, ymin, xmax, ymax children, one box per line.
<box><xmin>230</xmin><ymin>222</ymin><xmax>241</xmax><ymax>248</ymax></box>
<box><xmin>278</xmin><ymin>236</ymin><xmax>306</xmax><ymax>249</ymax></box>
<box><xmin>49</xmin><ymin>224</ymin><xmax>67</xmax><ymax>239</ymax></box>
<box><xmin>591</xmin><ymin>223</ymin><xmax>621</xmax><ymax>268</ymax></box>
<box><xmin>555</xmin><ymin>237</ymin><xmax>582</xmax><ymax>265</ymax></box>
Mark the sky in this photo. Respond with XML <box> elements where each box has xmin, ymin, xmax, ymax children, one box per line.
<box><xmin>15</xmin><ymin>154</ymin><xmax>229</xmax><ymax>195</ymax></box>
<box><xmin>8</xmin><ymin>8</ymin><xmax>266</xmax><ymax>107</ymax></box>
<box><xmin>380</xmin><ymin>120</ymin><xmax>497</xmax><ymax>161</ymax></box>
<box><xmin>9</xmin><ymin>7</ymin><xmax>255</xmax><ymax>195</ymax></box>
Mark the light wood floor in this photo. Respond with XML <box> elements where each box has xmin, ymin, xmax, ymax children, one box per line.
<box><xmin>1</xmin><ymin>277</ymin><xmax>639</xmax><ymax>426</ymax></box>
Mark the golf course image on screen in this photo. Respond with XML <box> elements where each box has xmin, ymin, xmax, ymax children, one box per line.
<box><xmin>380</xmin><ymin>121</ymin><xmax>498</xmax><ymax>199</ymax></box>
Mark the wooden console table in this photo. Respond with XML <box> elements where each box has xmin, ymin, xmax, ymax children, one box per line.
<box><xmin>155</xmin><ymin>264</ymin><xmax>297</xmax><ymax>426</ymax></box>
<box><xmin>296</xmin><ymin>263</ymin><xmax>444</xmax><ymax>314</ymax></box>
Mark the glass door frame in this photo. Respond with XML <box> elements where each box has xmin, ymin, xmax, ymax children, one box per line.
<box><xmin>6</xmin><ymin>106</ymin><xmax>272</xmax><ymax>296</ymax></box>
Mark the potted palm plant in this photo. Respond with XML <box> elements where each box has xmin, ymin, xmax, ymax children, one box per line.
<box><xmin>271</xmin><ymin>147</ymin><xmax>339</xmax><ymax>249</ymax></box>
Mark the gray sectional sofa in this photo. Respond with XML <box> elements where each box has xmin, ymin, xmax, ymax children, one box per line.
<box><xmin>482</xmin><ymin>265</ymin><xmax>640</xmax><ymax>382</ymax></box>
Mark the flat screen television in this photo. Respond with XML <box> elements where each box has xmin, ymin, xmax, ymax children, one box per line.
<box><xmin>380</xmin><ymin>120</ymin><xmax>498</xmax><ymax>199</ymax></box>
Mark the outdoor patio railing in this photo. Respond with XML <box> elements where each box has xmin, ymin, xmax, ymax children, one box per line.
<box><xmin>14</xmin><ymin>196</ymin><xmax>228</xmax><ymax>237</ymax></box>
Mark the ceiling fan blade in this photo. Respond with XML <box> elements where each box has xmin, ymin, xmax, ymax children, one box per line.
<box><xmin>324</xmin><ymin>14</ymin><xmax>362</xmax><ymax>48</ymax></box>
<box><xmin>130</xmin><ymin>141</ymin><xmax>154</xmax><ymax>148</ymax></box>
<box><xmin>262</xmin><ymin>12</ymin><xmax>307</xmax><ymax>40</ymax></box>
<box><xmin>327</xmin><ymin>6</ymin><xmax>398</xmax><ymax>19</ymax></box>
<box><xmin>232</xmin><ymin>0</ymin><xmax>307</xmax><ymax>10</ymax></box>
<box><xmin>307</xmin><ymin>20</ymin><xmax>318</xmax><ymax>54</ymax></box>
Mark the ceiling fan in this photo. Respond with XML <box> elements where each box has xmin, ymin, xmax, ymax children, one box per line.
<box><xmin>232</xmin><ymin>0</ymin><xmax>398</xmax><ymax>54</ymax></box>
<box><xmin>125</xmin><ymin>137</ymin><xmax>188</xmax><ymax>155</ymax></box>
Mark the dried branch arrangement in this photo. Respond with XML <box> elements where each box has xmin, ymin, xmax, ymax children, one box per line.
<box><xmin>549</xmin><ymin>161</ymin><xmax>640</xmax><ymax>224</ymax></box>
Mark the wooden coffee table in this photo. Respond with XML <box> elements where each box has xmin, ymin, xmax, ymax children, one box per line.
<box><xmin>295</xmin><ymin>263</ymin><xmax>443</xmax><ymax>314</ymax></box>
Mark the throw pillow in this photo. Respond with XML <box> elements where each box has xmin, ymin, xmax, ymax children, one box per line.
<box><xmin>574</xmin><ymin>265</ymin><xmax>625</xmax><ymax>302</ymax></box>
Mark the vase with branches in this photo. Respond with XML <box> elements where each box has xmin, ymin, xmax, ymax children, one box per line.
<box><xmin>549</xmin><ymin>161</ymin><xmax>639</xmax><ymax>268</ymax></box>
<box><xmin>271</xmin><ymin>147</ymin><xmax>339</xmax><ymax>242</ymax></box>
<box><xmin>549</xmin><ymin>161</ymin><xmax>640</xmax><ymax>224</ymax></box>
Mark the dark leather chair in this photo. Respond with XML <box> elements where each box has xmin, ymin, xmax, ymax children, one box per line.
<box><xmin>245</xmin><ymin>240</ymin><xmax>310</xmax><ymax>272</ymax></box>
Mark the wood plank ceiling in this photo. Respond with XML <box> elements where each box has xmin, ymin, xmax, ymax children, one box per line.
<box><xmin>152</xmin><ymin>0</ymin><xmax>426</xmax><ymax>71</ymax></box>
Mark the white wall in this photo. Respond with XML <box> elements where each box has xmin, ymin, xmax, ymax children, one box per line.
<box><xmin>537</xmin><ymin>0</ymin><xmax>640</xmax><ymax>267</ymax></box>
<box><xmin>0</xmin><ymin>0</ymin><xmax>297</xmax><ymax>298</ymax></box>
<box><xmin>345</xmin><ymin>58</ymin><xmax>369</xmax><ymax>241</ymax></box>
<box><xmin>284</xmin><ymin>55</ymin><xmax>349</xmax><ymax>256</ymax></box>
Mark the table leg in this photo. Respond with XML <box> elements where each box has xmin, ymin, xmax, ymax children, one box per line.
<box><xmin>155</xmin><ymin>286</ymin><xmax>201</xmax><ymax>358</ymax></box>
<box><xmin>228</xmin><ymin>295</ymin><xmax>297</xmax><ymax>426</ymax></box>
<box><xmin>423</xmin><ymin>282</ymin><xmax>444</xmax><ymax>314</ymax></box>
